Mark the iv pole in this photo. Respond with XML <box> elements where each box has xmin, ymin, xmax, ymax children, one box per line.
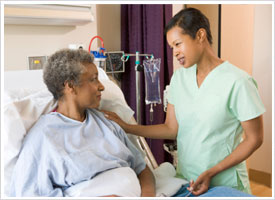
<box><xmin>121</xmin><ymin>51</ymin><xmax>158</xmax><ymax>169</ymax></box>
<box><xmin>122</xmin><ymin>51</ymin><xmax>154</xmax><ymax>124</ymax></box>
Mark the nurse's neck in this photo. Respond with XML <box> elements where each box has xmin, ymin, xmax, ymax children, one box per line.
<box><xmin>196</xmin><ymin>46</ymin><xmax>224</xmax><ymax>88</ymax></box>
<box><xmin>196</xmin><ymin>46</ymin><xmax>224</xmax><ymax>77</ymax></box>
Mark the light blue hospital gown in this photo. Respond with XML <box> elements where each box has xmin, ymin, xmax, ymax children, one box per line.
<box><xmin>10</xmin><ymin>109</ymin><xmax>146</xmax><ymax>197</ymax></box>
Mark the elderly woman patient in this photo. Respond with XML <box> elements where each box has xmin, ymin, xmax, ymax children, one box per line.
<box><xmin>10</xmin><ymin>49</ymin><xmax>156</xmax><ymax>197</ymax></box>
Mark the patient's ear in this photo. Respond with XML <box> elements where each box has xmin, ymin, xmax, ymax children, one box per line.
<box><xmin>64</xmin><ymin>81</ymin><xmax>76</xmax><ymax>95</ymax></box>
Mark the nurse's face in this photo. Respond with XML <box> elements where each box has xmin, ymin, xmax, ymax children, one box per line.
<box><xmin>74</xmin><ymin>63</ymin><xmax>105</xmax><ymax>109</ymax></box>
<box><xmin>167</xmin><ymin>26</ymin><xmax>202</xmax><ymax>68</ymax></box>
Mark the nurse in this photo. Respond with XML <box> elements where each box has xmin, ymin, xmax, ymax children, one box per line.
<box><xmin>103</xmin><ymin>7</ymin><xmax>265</xmax><ymax>197</ymax></box>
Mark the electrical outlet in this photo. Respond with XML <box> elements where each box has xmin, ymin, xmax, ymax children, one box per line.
<box><xmin>77</xmin><ymin>44</ymin><xmax>85</xmax><ymax>50</ymax></box>
<box><xmin>28</xmin><ymin>56</ymin><xmax>47</xmax><ymax>70</ymax></box>
<box><xmin>68</xmin><ymin>44</ymin><xmax>85</xmax><ymax>50</ymax></box>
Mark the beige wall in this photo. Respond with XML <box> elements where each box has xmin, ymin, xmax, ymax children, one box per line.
<box><xmin>4</xmin><ymin>5</ymin><xmax>98</xmax><ymax>71</ymax></box>
<box><xmin>221</xmin><ymin>4</ymin><xmax>272</xmax><ymax>175</ymax></box>
<box><xmin>173</xmin><ymin>4</ymin><xmax>184</xmax><ymax>15</ymax></box>
<box><xmin>221</xmin><ymin>5</ymin><xmax>255</xmax><ymax>75</ymax></box>
<box><xmin>96</xmin><ymin>5</ymin><xmax>121</xmax><ymax>52</ymax></box>
<box><xmin>249</xmin><ymin>4</ymin><xmax>272</xmax><ymax>174</ymax></box>
<box><xmin>187</xmin><ymin>4</ymin><xmax>219</xmax><ymax>56</ymax></box>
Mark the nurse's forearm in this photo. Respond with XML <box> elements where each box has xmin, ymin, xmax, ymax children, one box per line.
<box><xmin>208</xmin><ymin>116</ymin><xmax>264</xmax><ymax>178</ymax></box>
<box><xmin>125</xmin><ymin>123</ymin><xmax>177</xmax><ymax>139</ymax></box>
<box><xmin>208</xmin><ymin>137</ymin><xmax>261</xmax><ymax>178</ymax></box>
<box><xmin>102</xmin><ymin>103</ymin><xmax>178</xmax><ymax>139</ymax></box>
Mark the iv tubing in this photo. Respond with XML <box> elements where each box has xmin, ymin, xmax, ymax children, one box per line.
<box><xmin>88</xmin><ymin>36</ymin><xmax>104</xmax><ymax>52</ymax></box>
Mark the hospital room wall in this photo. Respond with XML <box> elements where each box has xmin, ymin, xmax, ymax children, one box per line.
<box><xmin>4</xmin><ymin>4</ymin><xmax>97</xmax><ymax>71</ymax></box>
<box><xmin>4</xmin><ymin>19</ymin><xmax>95</xmax><ymax>70</ymax></box>
<box><xmin>96</xmin><ymin>5</ymin><xmax>121</xmax><ymax>52</ymax></box>
<box><xmin>250</xmin><ymin>4</ymin><xmax>272</xmax><ymax>185</ymax></box>
<box><xmin>221</xmin><ymin>4</ymin><xmax>272</xmax><ymax>186</ymax></box>
<box><xmin>4</xmin><ymin>5</ymin><xmax>121</xmax><ymax>71</ymax></box>
<box><xmin>4</xmin><ymin>4</ymin><xmax>121</xmax><ymax>71</ymax></box>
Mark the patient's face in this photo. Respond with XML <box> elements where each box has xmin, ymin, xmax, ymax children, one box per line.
<box><xmin>74</xmin><ymin>63</ymin><xmax>105</xmax><ymax>109</ymax></box>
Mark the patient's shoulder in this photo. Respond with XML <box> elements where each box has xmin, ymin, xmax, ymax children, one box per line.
<box><xmin>87</xmin><ymin>108</ymin><xmax>104</xmax><ymax>118</ymax></box>
<box><xmin>87</xmin><ymin>109</ymin><xmax>119</xmax><ymax>128</ymax></box>
<box><xmin>87</xmin><ymin>108</ymin><xmax>128</xmax><ymax>140</ymax></box>
<box><xmin>24</xmin><ymin>113</ymin><xmax>56</xmax><ymax>143</ymax></box>
<box><xmin>20</xmin><ymin>116</ymin><xmax>48</xmax><ymax>157</ymax></box>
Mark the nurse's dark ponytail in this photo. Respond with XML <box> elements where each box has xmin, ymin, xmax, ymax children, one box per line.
<box><xmin>165</xmin><ymin>7</ymin><xmax>213</xmax><ymax>45</ymax></box>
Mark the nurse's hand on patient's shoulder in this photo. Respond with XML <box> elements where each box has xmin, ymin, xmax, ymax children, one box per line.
<box><xmin>101</xmin><ymin>110</ymin><xmax>128</xmax><ymax>129</ymax></box>
<box><xmin>188</xmin><ymin>170</ymin><xmax>212</xmax><ymax>196</ymax></box>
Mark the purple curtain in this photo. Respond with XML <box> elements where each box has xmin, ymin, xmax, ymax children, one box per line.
<box><xmin>121</xmin><ymin>5</ymin><xmax>173</xmax><ymax>164</ymax></box>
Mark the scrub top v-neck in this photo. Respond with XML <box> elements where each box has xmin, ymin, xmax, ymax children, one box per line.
<box><xmin>168</xmin><ymin>61</ymin><xmax>265</xmax><ymax>193</ymax></box>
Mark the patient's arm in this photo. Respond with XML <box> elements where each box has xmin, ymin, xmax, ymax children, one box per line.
<box><xmin>107</xmin><ymin>117</ymin><xmax>156</xmax><ymax>197</ymax></box>
<box><xmin>138</xmin><ymin>165</ymin><xmax>156</xmax><ymax>197</ymax></box>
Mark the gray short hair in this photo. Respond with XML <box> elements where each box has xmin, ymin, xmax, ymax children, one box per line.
<box><xmin>43</xmin><ymin>49</ymin><xmax>94</xmax><ymax>100</ymax></box>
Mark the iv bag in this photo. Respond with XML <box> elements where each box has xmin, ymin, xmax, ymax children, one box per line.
<box><xmin>143</xmin><ymin>58</ymin><xmax>161</xmax><ymax>105</ymax></box>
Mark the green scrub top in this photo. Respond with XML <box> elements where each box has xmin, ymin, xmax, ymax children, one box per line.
<box><xmin>168</xmin><ymin>61</ymin><xmax>265</xmax><ymax>193</ymax></box>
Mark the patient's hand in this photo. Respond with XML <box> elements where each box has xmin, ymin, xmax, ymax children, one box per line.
<box><xmin>101</xmin><ymin>110</ymin><xmax>128</xmax><ymax>130</ymax></box>
<box><xmin>141</xmin><ymin>191</ymin><xmax>156</xmax><ymax>197</ymax></box>
<box><xmin>139</xmin><ymin>166</ymin><xmax>156</xmax><ymax>197</ymax></box>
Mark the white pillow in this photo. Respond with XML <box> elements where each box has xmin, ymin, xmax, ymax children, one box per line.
<box><xmin>3</xmin><ymin>89</ymin><xmax>57</xmax><ymax>196</ymax></box>
<box><xmin>64</xmin><ymin>167</ymin><xmax>141</xmax><ymax>197</ymax></box>
<box><xmin>65</xmin><ymin>162</ymin><xmax>188</xmax><ymax>197</ymax></box>
<box><xmin>97</xmin><ymin>66</ymin><xmax>109</xmax><ymax>80</ymax></box>
<box><xmin>99</xmin><ymin>79</ymin><xmax>134</xmax><ymax>124</ymax></box>
<box><xmin>153</xmin><ymin>162</ymin><xmax>188</xmax><ymax>197</ymax></box>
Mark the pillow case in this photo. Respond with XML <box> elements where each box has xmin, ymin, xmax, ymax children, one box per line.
<box><xmin>64</xmin><ymin>167</ymin><xmax>141</xmax><ymax>197</ymax></box>
<box><xmin>153</xmin><ymin>162</ymin><xmax>188</xmax><ymax>197</ymax></box>
<box><xmin>99</xmin><ymin>79</ymin><xmax>134</xmax><ymax>123</ymax></box>
<box><xmin>3</xmin><ymin>89</ymin><xmax>57</xmax><ymax>196</ymax></box>
<box><xmin>64</xmin><ymin>162</ymin><xmax>188</xmax><ymax>197</ymax></box>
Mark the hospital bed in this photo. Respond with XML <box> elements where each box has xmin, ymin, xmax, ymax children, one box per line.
<box><xmin>3</xmin><ymin>68</ymin><xmax>188</xmax><ymax>197</ymax></box>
